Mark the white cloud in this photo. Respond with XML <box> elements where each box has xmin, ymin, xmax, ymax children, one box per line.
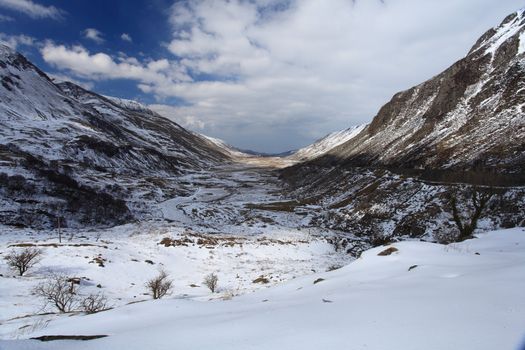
<box><xmin>83</xmin><ymin>28</ymin><xmax>105</xmax><ymax>44</ymax></box>
<box><xmin>159</xmin><ymin>0</ymin><xmax>525</xmax><ymax>152</ymax></box>
<box><xmin>121</xmin><ymin>33</ymin><xmax>133</xmax><ymax>42</ymax></box>
<box><xmin>0</xmin><ymin>14</ymin><xmax>14</xmax><ymax>22</ymax></box>
<box><xmin>149</xmin><ymin>104</ymin><xmax>207</xmax><ymax>130</ymax></box>
<box><xmin>40</xmin><ymin>43</ymin><xmax>191</xmax><ymax>88</ymax></box>
<box><xmin>39</xmin><ymin>0</ymin><xmax>525</xmax><ymax>152</ymax></box>
<box><xmin>0</xmin><ymin>0</ymin><xmax>63</xmax><ymax>20</ymax></box>
<box><xmin>0</xmin><ymin>32</ymin><xmax>34</xmax><ymax>50</ymax></box>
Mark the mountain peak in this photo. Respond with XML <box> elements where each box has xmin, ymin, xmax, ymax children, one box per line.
<box><xmin>0</xmin><ymin>43</ymin><xmax>15</xmax><ymax>58</ymax></box>
<box><xmin>469</xmin><ymin>9</ymin><xmax>525</xmax><ymax>56</ymax></box>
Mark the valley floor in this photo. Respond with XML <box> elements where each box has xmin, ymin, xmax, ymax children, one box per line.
<box><xmin>1</xmin><ymin>160</ymin><xmax>524</xmax><ymax>349</ymax></box>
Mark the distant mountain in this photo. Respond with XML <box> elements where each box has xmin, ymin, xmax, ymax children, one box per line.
<box><xmin>237</xmin><ymin>149</ymin><xmax>295</xmax><ymax>157</ymax></box>
<box><xmin>197</xmin><ymin>134</ymin><xmax>250</xmax><ymax>158</ymax></box>
<box><xmin>301</xmin><ymin>10</ymin><xmax>525</xmax><ymax>183</ymax></box>
<box><xmin>288</xmin><ymin>124</ymin><xmax>367</xmax><ymax>162</ymax></box>
<box><xmin>0</xmin><ymin>44</ymin><xmax>231</xmax><ymax>228</ymax></box>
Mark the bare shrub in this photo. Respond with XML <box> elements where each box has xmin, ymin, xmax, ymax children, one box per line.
<box><xmin>368</xmin><ymin>233</ymin><xmax>393</xmax><ymax>247</ymax></box>
<box><xmin>33</xmin><ymin>275</ymin><xmax>79</xmax><ymax>313</ymax></box>
<box><xmin>326</xmin><ymin>264</ymin><xmax>343</xmax><ymax>272</ymax></box>
<box><xmin>5</xmin><ymin>247</ymin><xmax>42</xmax><ymax>276</ymax></box>
<box><xmin>81</xmin><ymin>293</ymin><xmax>109</xmax><ymax>314</ymax></box>
<box><xmin>449</xmin><ymin>187</ymin><xmax>494</xmax><ymax>242</ymax></box>
<box><xmin>203</xmin><ymin>273</ymin><xmax>219</xmax><ymax>293</ymax></box>
<box><xmin>146</xmin><ymin>270</ymin><xmax>173</xmax><ymax>299</ymax></box>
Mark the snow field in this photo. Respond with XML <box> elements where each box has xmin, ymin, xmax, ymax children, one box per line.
<box><xmin>0</xmin><ymin>222</ymin><xmax>350</xmax><ymax>340</ymax></box>
<box><xmin>1</xmin><ymin>228</ymin><xmax>524</xmax><ymax>349</ymax></box>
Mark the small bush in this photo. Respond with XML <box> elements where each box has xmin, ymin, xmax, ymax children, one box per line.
<box><xmin>203</xmin><ymin>273</ymin><xmax>219</xmax><ymax>293</ymax></box>
<box><xmin>81</xmin><ymin>293</ymin><xmax>109</xmax><ymax>314</ymax></box>
<box><xmin>368</xmin><ymin>234</ymin><xmax>393</xmax><ymax>247</ymax></box>
<box><xmin>448</xmin><ymin>187</ymin><xmax>494</xmax><ymax>242</ymax></box>
<box><xmin>146</xmin><ymin>270</ymin><xmax>173</xmax><ymax>299</ymax></box>
<box><xmin>5</xmin><ymin>247</ymin><xmax>43</xmax><ymax>276</ymax></box>
<box><xmin>326</xmin><ymin>264</ymin><xmax>342</xmax><ymax>272</ymax></box>
<box><xmin>33</xmin><ymin>275</ymin><xmax>79</xmax><ymax>313</ymax></box>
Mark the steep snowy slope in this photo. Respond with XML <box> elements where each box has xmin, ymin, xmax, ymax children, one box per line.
<box><xmin>0</xmin><ymin>45</ymin><xmax>231</xmax><ymax>228</ymax></box>
<box><xmin>289</xmin><ymin>124</ymin><xmax>366</xmax><ymax>161</ymax></box>
<box><xmin>197</xmin><ymin>134</ymin><xmax>250</xmax><ymax>159</ymax></box>
<box><xmin>308</xmin><ymin>10</ymin><xmax>525</xmax><ymax>177</ymax></box>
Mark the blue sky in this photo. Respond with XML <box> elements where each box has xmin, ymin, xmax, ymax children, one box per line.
<box><xmin>0</xmin><ymin>0</ymin><xmax>174</xmax><ymax>103</ymax></box>
<box><xmin>0</xmin><ymin>0</ymin><xmax>524</xmax><ymax>153</ymax></box>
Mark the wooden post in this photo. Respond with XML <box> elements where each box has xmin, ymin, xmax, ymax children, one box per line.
<box><xmin>57</xmin><ymin>217</ymin><xmax>61</xmax><ymax>243</ymax></box>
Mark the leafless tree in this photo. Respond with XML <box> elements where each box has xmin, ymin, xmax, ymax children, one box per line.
<box><xmin>33</xmin><ymin>275</ymin><xmax>79</xmax><ymax>313</ymax></box>
<box><xmin>81</xmin><ymin>293</ymin><xmax>109</xmax><ymax>314</ymax></box>
<box><xmin>449</xmin><ymin>187</ymin><xmax>494</xmax><ymax>242</ymax></box>
<box><xmin>146</xmin><ymin>270</ymin><xmax>173</xmax><ymax>299</ymax></box>
<box><xmin>203</xmin><ymin>273</ymin><xmax>219</xmax><ymax>293</ymax></box>
<box><xmin>5</xmin><ymin>247</ymin><xmax>42</xmax><ymax>276</ymax></box>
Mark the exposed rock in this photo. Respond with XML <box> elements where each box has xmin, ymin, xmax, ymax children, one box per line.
<box><xmin>377</xmin><ymin>247</ymin><xmax>399</xmax><ymax>256</ymax></box>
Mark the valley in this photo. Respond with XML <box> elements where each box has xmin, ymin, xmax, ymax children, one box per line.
<box><xmin>0</xmin><ymin>157</ymin><xmax>355</xmax><ymax>340</ymax></box>
<box><xmin>1</xmin><ymin>4</ymin><xmax>525</xmax><ymax>350</ymax></box>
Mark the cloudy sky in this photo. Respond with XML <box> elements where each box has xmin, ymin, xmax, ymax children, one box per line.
<box><xmin>0</xmin><ymin>0</ymin><xmax>523</xmax><ymax>152</ymax></box>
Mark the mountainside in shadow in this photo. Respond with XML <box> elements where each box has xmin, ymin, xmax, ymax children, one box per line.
<box><xmin>0</xmin><ymin>45</ymin><xmax>231</xmax><ymax>228</ymax></box>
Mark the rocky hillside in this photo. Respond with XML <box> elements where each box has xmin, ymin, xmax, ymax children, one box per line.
<box><xmin>281</xmin><ymin>10</ymin><xmax>525</xmax><ymax>245</ymax></box>
<box><xmin>0</xmin><ymin>44</ymin><xmax>231</xmax><ymax>228</ymax></box>
<box><xmin>299</xmin><ymin>10</ymin><xmax>525</xmax><ymax>185</ymax></box>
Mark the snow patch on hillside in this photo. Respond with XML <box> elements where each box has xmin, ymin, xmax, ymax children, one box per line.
<box><xmin>519</xmin><ymin>30</ymin><xmax>525</xmax><ymax>54</ymax></box>
<box><xmin>103</xmin><ymin>96</ymin><xmax>150</xmax><ymax>113</ymax></box>
<box><xmin>290</xmin><ymin>124</ymin><xmax>367</xmax><ymax>161</ymax></box>
<box><xmin>483</xmin><ymin>10</ymin><xmax>525</xmax><ymax>56</ymax></box>
<box><xmin>197</xmin><ymin>134</ymin><xmax>248</xmax><ymax>158</ymax></box>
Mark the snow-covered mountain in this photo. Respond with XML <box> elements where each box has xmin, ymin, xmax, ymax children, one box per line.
<box><xmin>281</xmin><ymin>10</ymin><xmax>525</xmax><ymax>240</ymax></box>
<box><xmin>289</xmin><ymin>124</ymin><xmax>367</xmax><ymax>161</ymax></box>
<box><xmin>197</xmin><ymin>134</ymin><xmax>250</xmax><ymax>159</ymax></box>
<box><xmin>0</xmin><ymin>44</ymin><xmax>231</xmax><ymax>228</ymax></box>
<box><xmin>305</xmin><ymin>10</ymin><xmax>525</xmax><ymax>178</ymax></box>
<box><xmin>102</xmin><ymin>95</ymin><xmax>151</xmax><ymax>114</ymax></box>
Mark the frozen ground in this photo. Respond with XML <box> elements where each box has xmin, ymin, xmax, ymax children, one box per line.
<box><xmin>1</xmin><ymin>228</ymin><xmax>524</xmax><ymax>350</ymax></box>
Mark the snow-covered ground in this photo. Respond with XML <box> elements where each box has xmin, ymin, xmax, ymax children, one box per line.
<box><xmin>0</xmin><ymin>221</ymin><xmax>350</xmax><ymax>339</ymax></box>
<box><xmin>1</xmin><ymin>228</ymin><xmax>524</xmax><ymax>349</ymax></box>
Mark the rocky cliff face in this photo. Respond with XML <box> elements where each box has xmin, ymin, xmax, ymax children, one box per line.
<box><xmin>281</xmin><ymin>10</ymin><xmax>525</xmax><ymax>245</ymax></box>
<box><xmin>307</xmin><ymin>10</ymin><xmax>525</xmax><ymax>181</ymax></box>
<box><xmin>0</xmin><ymin>45</ymin><xmax>231</xmax><ymax>228</ymax></box>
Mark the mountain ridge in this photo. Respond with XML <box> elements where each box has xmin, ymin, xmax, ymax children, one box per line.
<box><xmin>0</xmin><ymin>44</ymin><xmax>232</xmax><ymax>228</ymax></box>
<box><xmin>280</xmin><ymin>9</ymin><xmax>525</xmax><ymax>240</ymax></box>
<box><xmin>292</xmin><ymin>10</ymin><xmax>525</xmax><ymax>181</ymax></box>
